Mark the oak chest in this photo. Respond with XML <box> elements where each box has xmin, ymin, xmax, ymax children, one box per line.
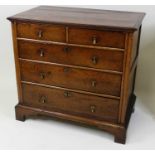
<box><xmin>8</xmin><ymin>6</ymin><xmax>145</xmax><ymax>144</ymax></box>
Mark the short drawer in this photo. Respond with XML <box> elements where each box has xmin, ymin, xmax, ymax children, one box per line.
<box><xmin>68</xmin><ymin>28</ymin><xmax>125</xmax><ymax>49</ymax></box>
<box><xmin>16</xmin><ymin>22</ymin><xmax>66</xmax><ymax>42</ymax></box>
<box><xmin>22</xmin><ymin>83</ymin><xmax>119</xmax><ymax>123</ymax></box>
<box><xmin>18</xmin><ymin>40</ymin><xmax>124</xmax><ymax>72</ymax></box>
<box><xmin>20</xmin><ymin>60</ymin><xmax>122</xmax><ymax>97</ymax></box>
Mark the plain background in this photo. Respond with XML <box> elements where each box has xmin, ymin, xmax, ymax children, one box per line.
<box><xmin>0</xmin><ymin>5</ymin><xmax>155</xmax><ymax>149</ymax></box>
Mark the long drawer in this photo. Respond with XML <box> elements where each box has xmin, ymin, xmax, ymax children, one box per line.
<box><xmin>18</xmin><ymin>40</ymin><xmax>124</xmax><ymax>72</ymax></box>
<box><xmin>16</xmin><ymin>22</ymin><xmax>66</xmax><ymax>42</ymax></box>
<box><xmin>22</xmin><ymin>83</ymin><xmax>119</xmax><ymax>123</ymax></box>
<box><xmin>20</xmin><ymin>60</ymin><xmax>122</xmax><ymax>97</ymax></box>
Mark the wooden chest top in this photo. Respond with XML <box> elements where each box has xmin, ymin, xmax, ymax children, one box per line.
<box><xmin>8</xmin><ymin>6</ymin><xmax>145</xmax><ymax>31</ymax></box>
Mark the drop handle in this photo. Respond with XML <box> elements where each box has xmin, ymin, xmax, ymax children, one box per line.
<box><xmin>91</xmin><ymin>80</ymin><xmax>97</xmax><ymax>87</ymax></box>
<box><xmin>39</xmin><ymin>49</ymin><xmax>45</xmax><ymax>57</ymax></box>
<box><xmin>39</xmin><ymin>96</ymin><xmax>47</xmax><ymax>104</ymax></box>
<box><xmin>39</xmin><ymin>71</ymin><xmax>51</xmax><ymax>79</ymax></box>
<box><xmin>91</xmin><ymin>56</ymin><xmax>98</xmax><ymax>65</ymax></box>
<box><xmin>92</xmin><ymin>36</ymin><xmax>98</xmax><ymax>45</ymax></box>
<box><xmin>40</xmin><ymin>72</ymin><xmax>46</xmax><ymax>79</ymax></box>
<box><xmin>37</xmin><ymin>30</ymin><xmax>43</xmax><ymax>38</ymax></box>
<box><xmin>90</xmin><ymin>105</ymin><xmax>96</xmax><ymax>113</ymax></box>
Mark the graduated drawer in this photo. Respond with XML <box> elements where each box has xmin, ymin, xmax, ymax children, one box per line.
<box><xmin>68</xmin><ymin>28</ymin><xmax>125</xmax><ymax>49</ymax></box>
<box><xmin>20</xmin><ymin>60</ymin><xmax>122</xmax><ymax>97</ymax></box>
<box><xmin>22</xmin><ymin>83</ymin><xmax>119</xmax><ymax>123</ymax></box>
<box><xmin>16</xmin><ymin>22</ymin><xmax>66</xmax><ymax>42</ymax></box>
<box><xmin>18</xmin><ymin>40</ymin><xmax>124</xmax><ymax>72</ymax></box>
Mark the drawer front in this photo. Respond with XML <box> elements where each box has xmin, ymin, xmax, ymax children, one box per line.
<box><xmin>68</xmin><ymin>28</ymin><xmax>125</xmax><ymax>49</ymax></box>
<box><xmin>16</xmin><ymin>22</ymin><xmax>66</xmax><ymax>42</ymax></box>
<box><xmin>18</xmin><ymin>40</ymin><xmax>124</xmax><ymax>72</ymax></box>
<box><xmin>20</xmin><ymin>60</ymin><xmax>122</xmax><ymax>96</ymax></box>
<box><xmin>22</xmin><ymin>83</ymin><xmax>119</xmax><ymax>122</ymax></box>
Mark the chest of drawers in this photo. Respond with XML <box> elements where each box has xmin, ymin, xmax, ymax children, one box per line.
<box><xmin>8</xmin><ymin>6</ymin><xmax>145</xmax><ymax>144</ymax></box>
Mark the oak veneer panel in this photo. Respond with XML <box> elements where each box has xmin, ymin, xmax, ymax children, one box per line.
<box><xmin>68</xmin><ymin>27</ymin><xmax>125</xmax><ymax>49</ymax></box>
<box><xmin>20</xmin><ymin>60</ymin><xmax>122</xmax><ymax>97</ymax></box>
<box><xmin>17</xmin><ymin>22</ymin><xmax>66</xmax><ymax>42</ymax></box>
<box><xmin>22</xmin><ymin>83</ymin><xmax>119</xmax><ymax>123</ymax></box>
<box><xmin>18</xmin><ymin>40</ymin><xmax>124</xmax><ymax>72</ymax></box>
<box><xmin>131</xmin><ymin>28</ymin><xmax>141</xmax><ymax>68</ymax></box>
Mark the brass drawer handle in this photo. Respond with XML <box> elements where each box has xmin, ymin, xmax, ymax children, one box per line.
<box><xmin>92</xmin><ymin>36</ymin><xmax>98</xmax><ymax>45</ymax></box>
<box><xmin>91</xmin><ymin>80</ymin><xmax>97</xmax><ymax>87</ymax></box>
<box><xmin>63</xmin><ymin>46</ymin><xmax>71</xmax><ymax>53</ymax></box>
<box><xmin>91</xmin><ymin>56</ymin><xmax>98</xmax><ymax>65</ymax></box>
<box><xmin>38</xmin><ymin>30</ymin><xmax>43</xmax><ymax>38</ymax></box>
<box><xmin>40</xmin><ymin>72</ymin><xmax>46</xmax><ymax>79</ymax></box>
<box><xmin>90</xmin><ymin>105</ymin><xmax>96</xmax><ymax>113</ymax></box>
<box><xmin>39</xmin><ymin>96</ymin><xmax>47</xmax><ymax>104</ymax></box>
<box><xmin>64</xmin><ymin>91</ymin><xmax>72</xmax><ymax>97</ymax></box>
<box><xmin>39</xmin><ymin>72</ymin><xmax>51</xmax><ymax>79</ymax></box>
<box><xmin>39</xmin><ymin>49</ymin><xmax>45</xmax><ymax>57</ymax></box>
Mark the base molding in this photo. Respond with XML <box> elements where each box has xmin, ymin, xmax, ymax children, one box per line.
<box><xmin>15</xmin><ymin>94</ymin><xmax>136</xmax><ymax>144</ymax></box>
